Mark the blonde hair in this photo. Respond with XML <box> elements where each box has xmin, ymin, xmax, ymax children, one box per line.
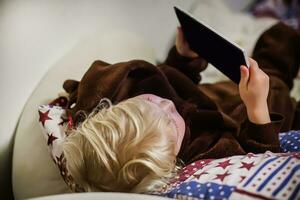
<box><xmin>62</xmin><ymin>97</ymin><xmax>178</xmax><ymax>193</ymax></box>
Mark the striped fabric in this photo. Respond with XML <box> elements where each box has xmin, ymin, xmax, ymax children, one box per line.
<box><xmin>160</xmin><ymin>151</ymin><xmax>300</xmax><ymax>200</ymax></box>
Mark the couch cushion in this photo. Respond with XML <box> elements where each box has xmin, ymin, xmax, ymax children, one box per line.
<box><xmin>12</xmin><ymin>29</ymin><xmax>155</xmax><ymax>199</ymax></box>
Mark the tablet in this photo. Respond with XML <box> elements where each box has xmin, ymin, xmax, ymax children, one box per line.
<box><xmin>174</xmin><ymin>6</ymin><xmax>249</xmax><ymax>84</ymax></box>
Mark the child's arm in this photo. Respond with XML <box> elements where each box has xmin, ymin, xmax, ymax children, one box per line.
<box><xmin>238</xmin><ymin>58</ymin><xmax>284</xmax><ymax>153</ymax></box>
<box><xmin>239</xmin><ymin>58</ymin><xmax>271</xmax><ymax>124</ymax></box>
<box><xmin>161</xmin><ymin>27</ymin><xmax>208</xmax><ymax>84</ymax></box>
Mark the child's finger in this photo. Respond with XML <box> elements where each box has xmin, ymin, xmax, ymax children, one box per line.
<box><xmin>175</xmin><ymin>28</ymin><xmax>181</xmax><ymax>49</ymax></box>
<box><xmin>177</xmin><ymin>27</ymin><xmax>183</xmax><ymax>37</ymax></box>
<box><xmin>177</xmin><ymin>27</ymin><xmax>186</xmax><ymax>45</ymax></box>
<box><xmin>248</xmin><ymin>58</ymin><xmax>259</xmax><ymax>72</ymax></box>
<box><xmin>240</xmin><ymin>65</ymin><xmax>249</xmax><ymax>87</ymax></box>
<box><xmin>248</xmin><ymin>58</ymin><xmax>260</xmax><ymax>82</ymax></box>
<box><xmin>179</xmin><ymin>27</ymin><xmax>190</xmax><ymax>45</ymax></box>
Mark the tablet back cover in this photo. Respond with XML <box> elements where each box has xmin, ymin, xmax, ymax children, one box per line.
<box><xmin>174</xmin><ymin>7</ymin><xmax>248</xmax><ymax>84</ymax></box>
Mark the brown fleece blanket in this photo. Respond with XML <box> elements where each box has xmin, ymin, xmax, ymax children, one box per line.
<box><xmin>62</xmin><ymin>22</ymin><xmax>300</xmax><ymax>164</ymax></box>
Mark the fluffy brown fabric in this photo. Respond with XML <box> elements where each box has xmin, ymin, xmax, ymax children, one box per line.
<box><xmin>62</xmin><ymin>22</ymin><xmax>300</xmax><ymax>164</ymax></box>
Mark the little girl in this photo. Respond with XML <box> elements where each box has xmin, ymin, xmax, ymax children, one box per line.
<box><xmin>62</xmin><ymin>23</ymin><xmax>300</xmax><ymax>193</ymax></box>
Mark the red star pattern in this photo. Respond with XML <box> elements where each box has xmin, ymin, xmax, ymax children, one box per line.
<box><xmin>239</xmin><ymin>161</ymin><xmax>255</xmax><ymax>171</ymax></box>
<box><xmin>47</xmin><ymin>133</ymin><xmax>58</xmax><ymax>146</ymax></box>
<box><xmin>246</xmin><ymin>153</ymin><xmax>257</xmax><ymax>158</ymax></box>
<box><xmin>214</xmin><ymin>171</ymin><xmax>231</xmax><ymax>182</ymax></box>
<box><xmin>239</xmin><ymin>175</ymin><xmax>247</xmax><ymax>183</ymax></box>
<box><xmin>216</xmin><ymin>159</ymin><xmax>233</xmax><ymax>170</ymax></box>
<box><xmin>191</xmin><ymin>159</ymin><xmax>213</xmax><ymax>170</ymax></box>
<box><xmin>56</xmin><ymin>154</ymin><xmax>64</xmax><ymax>165</ymax></box>
<box><xmin>193</xmin><ymin>171</ymin><xmax>208</xmax><ymax>179</ymax></box>
<box><xmin>55</xmin><ymin>154</ymin><xmax>68</xmax><ymax>179</ymax></box>
<box><xmin>292</xmin><ymin>153</ymin><xmax>300</xmax><ymax>159</ymax></box>
<box><xmin>177</xmin><ymin>159</ymin><xmax>213</xmax><ymax>182</ymax></box>
<box><xmin>39</xmin><ymin>110</ymin><xmax>52</xmax><ymax>127</ymax></box>
<box><xmin>58</xmin><ymin>115</ymin><xmax>68</xmax><ymax>126</ymax></box>
<box><xmin>264</xmin><ymin>154</ymin><xmax>272</xmax><ymax>158</ymax></box>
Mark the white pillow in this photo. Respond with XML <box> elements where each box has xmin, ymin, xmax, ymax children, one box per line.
<box><xmin>12</xmin><ymin>29</ymin><xmax>156</xmax><ymax>199</ymax></box>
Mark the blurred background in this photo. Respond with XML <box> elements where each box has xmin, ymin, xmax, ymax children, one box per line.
<box><xmin>1</xmin><ymin>0</ymin><xmax>299</xmax><ymax>199</ymax></box>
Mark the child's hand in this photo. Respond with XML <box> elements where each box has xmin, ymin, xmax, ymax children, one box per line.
<box><xmin>239</xmin><ymin>58</ymin><xmax>271</xmax><ymax>124</ymax></box>
<box><xmin>176</xmin><ymin>27</ymin><xmax>198</xmax><ymax>58</ymax></box>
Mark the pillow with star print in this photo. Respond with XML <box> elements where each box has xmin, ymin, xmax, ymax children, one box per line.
<box><xmin>38</xmin><ymin>97</ymin><xmax>83</xmax><ymax>192</ymax></box>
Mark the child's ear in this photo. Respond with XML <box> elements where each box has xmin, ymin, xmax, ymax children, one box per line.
<box><xmin>63</xmin><ymin>79</ymin><xmax>79</xmax><ymax>94</ymax></box>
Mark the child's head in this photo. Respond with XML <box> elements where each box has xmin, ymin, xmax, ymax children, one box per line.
<box><xmin>63</xmin><ymin>94</ymin><xmax>185</xmax><ymax>193</ymax></box>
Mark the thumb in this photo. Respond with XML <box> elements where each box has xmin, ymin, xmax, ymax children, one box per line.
<box><xmin>176</xmin><ymin>27</ymin><xmax>183</xmax><ymax>52</ymax></box>
<box><xmin>240</xmin><ymin>65</ymin><xmax>249</xmax><ymax>86</ymax></box>
<box><xmin>176</xmin><ymin>27</ymin><xmax>183</xmax><ymax>44</ymax></box>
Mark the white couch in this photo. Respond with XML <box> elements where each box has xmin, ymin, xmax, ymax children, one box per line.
<box><xmin>12</xmin><ymin>28</ymin><xmax>159</xmax><ymax>199</ymax></box>
<box><xmin>1</xmin><ymin>1</ymin><xmax>196</xmax><ymax>199</ymax></box>
<box><xmin>4</xmin><ymin>0</ymin><xmax>300</xmax><ymax>199</ymax></box>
